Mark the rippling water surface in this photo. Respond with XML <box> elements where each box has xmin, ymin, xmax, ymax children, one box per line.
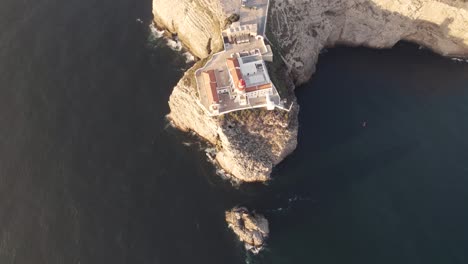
<box><xmin>1</xmin><ymin>0</ymin><xmax>468</xmax><ymax>263</ymax></box>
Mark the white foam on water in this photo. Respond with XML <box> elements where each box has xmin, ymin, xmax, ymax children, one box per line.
<box><xmin>163</xmin><ymin>115</ymin><xmax>177</xmax><ymax>130</ymax></box>
<box><xmin>166</xmin><ymin>38</ymin><xmax>183</xmax><ymax>51</ymax></box>
<box><xmin>320</xmin><ymin>48</ymin><xmax>328</xmax><ymax>54</ymax></box>
<box><xmin>148</xmin><ymin>23</ymin><xmax>164</xmax><ymax>39</ymax></box>
<box><xmin>182</xmin><ymin>141</ymin><xmax>192</xmax><ymax>147</ymax></box>
<box><xmin>214</xmin><ymin>167</ymin><xmax>241</xmax><ymax>186</ymax></box>
<box><xmin>451</xmin><ymin>57</ymin><xmax>468</xmax><ymax>63</ymax></box>
<box><xmin>147</xmin><ymin>24</ymin><xmax>195</xmax><ymax>62</ymax></box>
<box><xmin>183</xmin><ymin>51</ymin><xmax>195</xmax><ymax>63</ymax></box>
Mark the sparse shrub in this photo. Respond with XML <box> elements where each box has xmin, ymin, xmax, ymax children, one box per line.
<box><xmin>224</xmin><ymin>13</ymin><xmax>240</xmax><ymax>28</ymax></box>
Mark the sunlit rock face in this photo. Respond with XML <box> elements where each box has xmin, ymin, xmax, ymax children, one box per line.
<box><xmin>225</xmin><ymin>207</ymin><xmax>269</xmax><ymax>254</ymax></box>
<box><xmin>269</xmin><ymin>0</ymin><xmax>468</xmax><ymax>84</ymax></box>
<box><xmin>167</xmin><ymin>71</ymin><xmax>298</xmax><ymax>182</ymax></box>
<box><xmin>152</xmin><ymin>0</ymin><xmax>226</xmax><ymax>58</ymax></box>
<box><xmin>153</xmin><ymin>0</ymin><xmax>468</xmax><ymax>182</ymax></box>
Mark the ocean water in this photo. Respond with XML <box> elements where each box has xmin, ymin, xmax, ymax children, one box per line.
<box><xmin>1</xmin><ymin>0</ymin><xmax>468</xmax><ymax>263</ymax></box>
<box><xmin>258</xmin><ymin>43</ymin><xmax>468</xmax><ymax>264</ymax></box>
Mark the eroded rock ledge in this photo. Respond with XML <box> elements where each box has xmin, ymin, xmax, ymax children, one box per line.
<box><xmin>154</xmin><ymin>0</ymin><xmax>468</xmax><ymax>182</ymax></box>
<box><xmin>225</xmin><ymin>207</ymin><xmax>269</xmax><ymax>254</ymax></box>
<box><xmin>168</xmin><ymin>69</ymin><xmax>298</xmax><ymax>182</ymax></box>
<box><xmin>269</xmin><ymin>0</ymin><xmax>468</xmax><ymax>84</ymax></box>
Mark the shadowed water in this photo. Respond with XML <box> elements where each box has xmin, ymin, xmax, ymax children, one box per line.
<box><xmin>254</xmin><ymin>43</ymin><xmax>468</xmax><ymax>264</ymax></box>
<box><xmin>1</xmin><ymin>0</ymin><xmax>468</xmax><ymax>263</ymax></box>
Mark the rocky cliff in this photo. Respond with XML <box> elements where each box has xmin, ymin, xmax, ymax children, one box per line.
<box><xmin>153</xmin><ymin>0</ymin><xmax>468</xmax><ymax>182</ymax></box>
<box><xmin>152</xmin><ymin>0</ymin><xmax>226</xmax><ymax>58</ymax></box>
<box><xmin>168</xmin><ymin>67</ymin><xmax>298</xmax><ymax>182</ymax></box>
<box><xmin>269</xmin><ymin>0</ymin><xmax>468</xmax><ymax>84</ymax></box>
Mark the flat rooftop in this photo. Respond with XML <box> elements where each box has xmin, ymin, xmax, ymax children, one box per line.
<box><xmin>237</xmin><ymin>55</ymin><xmax>271</xmax><ymax>87</ymax></box>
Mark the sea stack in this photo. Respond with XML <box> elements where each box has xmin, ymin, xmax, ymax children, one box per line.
<box><xmin>225</xmin><ymin>207</ymin><xmax>270</xmax><ymax>254</ymax></box>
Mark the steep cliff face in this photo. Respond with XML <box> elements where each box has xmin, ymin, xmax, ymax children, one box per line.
<box><xmin>168</xmin><ymin>72</ymin><xmax>298</xmax><ymax>182</ymax></box>
<box><xmin>152</xmin><ymin>0</ymin><xmax>226</xmax><ymax>58</ymax></box>
<box><xmin>269</xmin><ymin>0</ymin><xmax>468</xmax><ymax>84</ymax></box>
<box><xmin>153</xmin><ymin>0</ymin><xmax>468</xmax><ymax>182</ymax></box>
<box><xmin>153</xmin><ymin>0</ymin><xmax>226</xmax><ymax>58</ymax></box>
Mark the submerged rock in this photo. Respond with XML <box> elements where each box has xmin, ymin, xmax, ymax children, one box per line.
<box><xmin>225</xmin><ymin>207</ymin><xmax>269</xmax><ymax>254</ymax></box>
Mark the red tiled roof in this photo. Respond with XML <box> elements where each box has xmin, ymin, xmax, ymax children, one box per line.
<box><xmin>245</xmin><ymin>83</ymin><xmax>272</xmax><ymax>92</ymax></box>
<box><xmin>227</xmin><ymin>57</ymin><xmax>273</xmax><ymax>93</ymax></box>
<box><xmin>227</xmin><ymin>58</ymin><xmax>242</xmax><ymax>90</ymax></box>
<box><xmin>202</xmin><ymin>70</ymin><xmax>219</xmax><ymax>104</ymax></box>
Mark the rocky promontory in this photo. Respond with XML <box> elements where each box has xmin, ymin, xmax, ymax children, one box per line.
<box><xmin>269</xmin><ymin>0</ymin><xmax>468</xmax><ymax>84</ymax></box>
<box><xmin>153</xmin><ymin>0</ymin><xmax>468</xmax><ymax>182</ymax></box>
<box><xmin>225</xmin><ymin>207</ymin><xmax>269</xmax><ymax>254</ymax></box>
<box><xmin>168</xmin><ymin>68</ymin><xmax>298</xmax><ymax>182</ymax></box>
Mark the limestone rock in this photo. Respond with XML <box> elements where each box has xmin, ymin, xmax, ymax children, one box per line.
<box><xmin>167</xmin><ymin>71</ymin><xmax>298</xmax><ymax>182</ymax></box>
<box><xmin>225</xmin><ymin>207</ymin><xmax>269</xmax><ymax>253</ymax></box>
<box><xmin>152</xmin><ymin>0</ymin><xmax>226</xmax><ymax>58</ymax></box>
<box><xmin>154</xmin><ymin>0</ymin><xmax>468</xmax><ymax>183</ymax></box>
<box><xmin>269</xmin><ymin>0</ymin><xmax>468</xmax><ymax>84</ymax></box>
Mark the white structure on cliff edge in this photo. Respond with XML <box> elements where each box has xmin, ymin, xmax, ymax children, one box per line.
<box><xmin>195</xmin><ymin>0</ymin><xmax>288</xmax><ymax>116</ymax></box>
<box><xmin>226</xmin><ymin>56</ymin><xmax>274</xmax><ymax>110</ymax></box>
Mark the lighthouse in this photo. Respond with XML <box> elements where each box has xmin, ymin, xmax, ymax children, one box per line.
<box><xmin>237</xmin><ymin>79</ymin><xmax>246</xmax><ymax>92</ymax></box>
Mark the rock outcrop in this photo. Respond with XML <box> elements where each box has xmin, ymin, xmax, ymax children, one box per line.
<box><xmin>269</xmin><ymin>0</ymin><xmax>468</xmax><ymax>84</ymax></box>
<box><xmin>153</xmin><ymin>0</ymin><xmax>468</xmax><ymax>182</ymax></box>
<box><xmin>168</xmin><ymin>71</ymin><xmax>298</xmax><ymax>182</ymax></box>
<box><xmin>152</xmin><ymin>0</ymin><xmax>226</xmax><ymax>58</ymax></box>
<box><xmin>225</xmin><ymin>207</ymin><xmax>269</xmax><ymax>254</ymax></box>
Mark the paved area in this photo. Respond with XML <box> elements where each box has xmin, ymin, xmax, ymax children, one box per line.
<box><xmin>220</xmin><ymin>0</ymin><xmax>269</xmax><ymax>35</ymax></box>
<box><xmin>239</xmin><ymin>0</ymin><xmax>269</xmax><ymax>35</ymax></box>
<box><xmin>197</xmin><ymin>72</ymin><xmax>210</xmax><ymax>108</ymax></box>
<box><xmin>202</xmin><ymin>37</ymin><xmax>268</xmax><ymax>74</ymax></box>
<box><xmin>214</xmin><ymin>67</ymin><xmax>230</xmax><ymax>88</ymax></box>
<box><xmin>196</xmin><ymin>0</ymin><xmax>288</xmax><ymax>116</ymax></box>
<box><xmin>215</xmin><ymin>92</ymin><xmax>281</xmax><ymax>113</ymax></box>
<box><xmin>196</xmin><ymin>37</ymin><xmax>268</xmax><ymax>112</ymax></box>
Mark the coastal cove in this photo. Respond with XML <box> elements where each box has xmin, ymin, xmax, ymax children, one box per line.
<box><xmin>155</xmin><ymin>0</ymin><xmax>468</xmax><ymax>183</ymax></box>
<box><xmin>251</xmin><ymin>42</ymin><xmax>468</xmax><ymax>263</ymax></box>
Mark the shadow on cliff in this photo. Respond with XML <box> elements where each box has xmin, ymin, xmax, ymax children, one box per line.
<box><xmin>270</xmin><ymin>0</ymin><xmax>468</xmax><ymax>85</ymax></box>
<box><xmin>220</xmin><ymin>108</ymin><xmax>296</xmax><ymax>177</ymax></box>
<box><xmin>330</xmin><ymin>1</ymin><xmax>468</xmax><ymax>58</ymax></box>
<box><xmin>282</xmin><ymin>0</ymin><xmax>468</xmax><ymax>181</ymax></box>
<box><xmin>273</xmin><ymin>38</ymin><xmax>468</xmax><ymax>201</ymax></box>
<box><xmin>431</xmin><ymin>0</ymin><xmax>468</xmax><ymax>9</ymax></box>
<box><xmin>268</xmin><ymin>0</ymin><xmax>468</xmax><ymax>180</ymax></box>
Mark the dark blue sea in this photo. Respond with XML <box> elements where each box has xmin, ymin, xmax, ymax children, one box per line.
<box><xmin>1</xmin><ymin>0</ymin><xmax>468</xmax><ymax>263</ymax></box>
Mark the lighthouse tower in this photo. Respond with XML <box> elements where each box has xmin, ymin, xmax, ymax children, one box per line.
<box><xmin>237</xmin><ymin>79</ymin><xmax>246</xmax><ymax>93</ymax></box>
<box><xmin>237</xmin><ymin>79</ymin><xmax>247</xmax><ymax>105</ymax></box>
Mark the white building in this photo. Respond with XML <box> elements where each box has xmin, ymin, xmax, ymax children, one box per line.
<box><xmin>226</xmin><ymin>55</ymin><xmax>274</xmax><ymax>107</ymax></box>
<box><xmin>224</xmin><ymin>22</ymin><xmax>258</xmax><ymax>44</ymax></box>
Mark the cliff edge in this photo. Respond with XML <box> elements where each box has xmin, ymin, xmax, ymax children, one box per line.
<box><xmin>153</xmin><ymin>0</ymin><xmax>468</xmax><ymax>182</ymax></box>
<box><xmin>168</xmin><ymin>66</ymin><xmax>298</xmax><ymax>182</ymax></box>
<box><xmin>269</xmin><ymin>0</ymin><xmax>468</xmax><ymax>84</ymax></box>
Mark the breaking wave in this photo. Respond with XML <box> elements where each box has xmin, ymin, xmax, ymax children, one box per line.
<box><xmin>183</xmin><ymin>51</ymin><xmax>195</xmax><ymax>63</ymax></box>
<box><xmin>451</xmin><ymin>57</ymin><xmax>468</xmax><ymax>63</ymax></box>
<box><xmin>148</xmin><ymin>23</ymin><xmax>195</xmax><ymax>63</ymax></box>
<box><xmin>148</xmin><ymin>23</ymin><xmax>164</xmax><ymax>40</ymax></box>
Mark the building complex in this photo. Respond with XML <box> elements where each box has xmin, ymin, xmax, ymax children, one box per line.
<box><xmin>194</xmin><ymin>0</ymin><xmax>288</xmax><ymax>116</ymax></box>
